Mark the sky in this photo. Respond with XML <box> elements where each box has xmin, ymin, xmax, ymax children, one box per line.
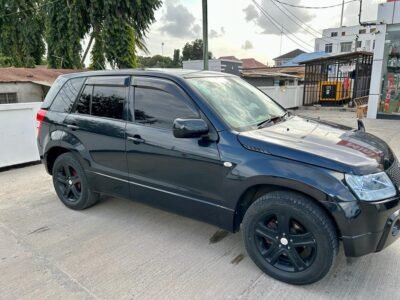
<box><xmin>139</xmin><ymin>0</ymin><xmax>382</xmax><ymax>65</ymax></box>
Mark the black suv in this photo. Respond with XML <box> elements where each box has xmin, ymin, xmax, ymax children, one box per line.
<box><xmin>37</xmin><ymin>70</ymin><xmax>400</xmax><ymax>285</ymax></box>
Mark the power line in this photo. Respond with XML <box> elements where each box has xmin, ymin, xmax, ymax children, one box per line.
<box><xmin>0</xmin><ymin>0</ymin><xmax>62</xmax><ymax>19</ymax></box>
<box><xmin>252</xmin><ymin>0</ymin><xmax>314</xmax><ymax>51</ymax></box>
<box><xmin>273</xmin><ymin>0</ymin><xmax>358</xmax><ymax>9</ymax></box>
<box><xmin>269</xmin><ymin>0</ymin><xmax>354</xmax><ymax>43</ymax></box>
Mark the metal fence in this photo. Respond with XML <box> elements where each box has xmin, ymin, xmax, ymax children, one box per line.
<box><xmin>302</xmin><ymin>52</ymin><xmax>373</xmax><ymax>106</ymax></box>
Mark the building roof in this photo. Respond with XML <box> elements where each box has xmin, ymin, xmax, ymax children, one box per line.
<box><xmin>273</xmin><ymin>49</ymin><xmax>306</xmax><ymax>60</ymax></box>
<box><xmin>282</xmin><ymin>51</ymin><xmax>328</xmax><ymax>67</ymax></box>
<box><xmin>299</xmin><ymin>51</ymin><xmax>373</xmax><ymax>64</ymax></box>
<box><xmin>241</xmin><ymin>71</ymin><xmax>300</xmax><ymax>79</ymax></box>
<box><xmin>240</xmin><ymin>58</ymin><xmax>267</xmax><ymax>69</ymax></box>
<box><xmin>218</xmin><ymin>56</ymin><xmax>240</xmax><ymax>61</ymax></box>
<box><xmin>243</xmin><ymin>65</ymin><xmax>306</xmax><ymax>79</ymax></box>
<box><xmin>0</xmin><ymin>67</ymin><xmax>82</xmax><ymax>86</ymax></box>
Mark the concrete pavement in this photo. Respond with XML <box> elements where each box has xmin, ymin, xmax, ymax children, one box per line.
<box><xmin>1</xmin><ymin>111</ymin><xmax>400</xmax><ymax>299</ymax></box>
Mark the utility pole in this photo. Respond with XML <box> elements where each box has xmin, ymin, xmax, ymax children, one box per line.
<box><xmin>202</xmin><ymin>0</ymin><xmax>208</xmax><ymax>70</ymax></box>
<box><xmin>340</xmin><ymin>0</ymin><xmax>345</xmax><ymax>27</ymax></box>
<box><xmin>161</xmin><ymin>42</ymin><xmax>164</xmax><ymax>56</ymax></box>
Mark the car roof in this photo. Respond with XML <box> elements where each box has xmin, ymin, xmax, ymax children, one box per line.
<box><xmin>59</xmin><ymin>68</ymin><xmax>233</xmax><ymax>81</ymax></box>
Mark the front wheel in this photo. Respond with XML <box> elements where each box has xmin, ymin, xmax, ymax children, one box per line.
<box><xmin>52</xmin><ymin>152</ymin><xmax>99</xmax><ymax>210</ymax></box>
<box><xmin>242</xmin><ymin>191</ymin><xmax>338</xmax><ymax>285</ymax></box>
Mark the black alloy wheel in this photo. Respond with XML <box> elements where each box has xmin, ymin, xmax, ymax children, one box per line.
<box><xmin>242</xmin><ymin>191</ymin><xmax>338</xmax><ymax>285</ymax></box>
<box><xmin>52</xmin><ymin>153</ymin><xmax>99</xmax><ymax>210</ymax></box>
<box><xmin>55</xmin><ymin>163</ymin><xmax>82</xmax><ymax>202</ymax></box>
<box><xmin>254</xmin><ymin>213</ymin><xmax>317</xmax><ymax>273</ymax></box>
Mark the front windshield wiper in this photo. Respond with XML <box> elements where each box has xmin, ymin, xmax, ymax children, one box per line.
<box><xmin>257</xmin><ymin>111</ymin><xmax>290</xmax><ymax>129</ymax></box>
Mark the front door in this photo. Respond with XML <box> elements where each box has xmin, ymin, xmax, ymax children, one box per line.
<box><xmin>126</xmin><ymin>77</ymin><xmax>225</xmax><ymax>221</ymax></box>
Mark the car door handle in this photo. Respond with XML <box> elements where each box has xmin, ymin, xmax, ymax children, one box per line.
<box><xmin>66</xmin><ymin>124</ymin><xmax>80</xmax><ymax>130</ymax></box>
<box><xmin>127</xmin><ymin>135</ymin><xmax>145</xmax><ymax>144</ymax></box>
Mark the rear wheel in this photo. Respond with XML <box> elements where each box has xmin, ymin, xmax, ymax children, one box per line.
<box><xmin>242</xmin><ymin>191</ymin><xmax>338</xmax><ymax>285</ymax></box>
<box><xmin>52</xmin><ymin>153</ymin><xmax>99</xmax><ymax>210</ymax></box>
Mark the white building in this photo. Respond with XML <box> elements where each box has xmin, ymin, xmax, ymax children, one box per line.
<box><xmin>314</xmin><ymin>24</ymin><xmax>377</xmax><ymax>55</ymax></box>
<box><xmin>182</xmin><ymin>59</ymin><xmax>242</xmax><ymax>76</ymax></box>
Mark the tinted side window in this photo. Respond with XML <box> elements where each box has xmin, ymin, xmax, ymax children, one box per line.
<box><xmin>76</xmin><ymin>85</ymin><xmax>92</xmax><ymax>115</ymax></box>
<box><xmin>91</xmin><ymin>86</ymin><xmax>125</xmax><ymax>120</ymax></box>
<box><xmin>134</xmin><ymin>87</ymin><xmax>198</xmax><ymax>129</ymax></box>
<box><xmin>50</xmin><ymin>77</ymin><xmax>85</xmax><ymax>112</ymax></box>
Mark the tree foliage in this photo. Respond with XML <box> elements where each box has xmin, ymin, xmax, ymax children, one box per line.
<box><xmin>0</xmin><ymin>0</ymin><xmax>45</xmax><ymax>67</ymax></box>
<box><xmin>182</xmin><ymin>39</ymin><xmax>212</xmax><ymax>61</ymax></box>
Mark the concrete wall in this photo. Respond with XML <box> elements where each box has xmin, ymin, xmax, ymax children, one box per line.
<box><xmin>0</xmin><ymin>102</ymin><xmax>41</xmax><ymax>168</ymax></box>
<box><xmin>0</xmin><ymin>82</ymin><xmax>47</xmax><ymax>103</ymax></box>
<box><xmin>259</xmin><ymin>86</ymin><xmax>303</xmax><ymax>109</ymax></box>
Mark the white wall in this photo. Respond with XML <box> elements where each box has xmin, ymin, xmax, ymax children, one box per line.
<box><xmin>182</xmin><ymin>60</ymin><xmax>222</xmax><ymax>72</ymax></box>
<box><xmin>0</xmin><ymin>102</ymin><xmax>41</xmax><ymax>168</ymax></box>
<box><xmin>259</xmin><ymin>86</ymin><xmax>304</xmax><ymax>109</ymax></box>
<box><xmin>0</xmin><ymin>82</ymin><xmax>47</xmax><ymax>103</ymax></box>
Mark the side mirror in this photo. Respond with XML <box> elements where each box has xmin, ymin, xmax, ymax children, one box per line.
<box><xmin>173</xmin><ymin>118</ymin><xmax>209</xmax><ymax>138</ymax></box>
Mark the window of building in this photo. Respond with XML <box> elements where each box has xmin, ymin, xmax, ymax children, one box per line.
<box><xmin>356</xmin><ymin>40</ymin><xmax>362</xmax><ymax>48</ymax></box>
<box><xmin>373</xmin><ymin>40</ymin><xmax>375</xmax><ymax>49</ymax></box>
<box><xmin>91</xmin><ymin>86</ymin><xmax>125</xmax><ymax>120</ymax></box>
<box><xmin>0</xmin><ymin>93</ymin><xmax>17</xmax><ymax>104</ymax></box>
<box><xmin>340</xmin><ymin>42</ymin><xmax>352</xmax><ymax>52</ymax></box>
<box><xmin>331</xmin><ymin>32</ymin><xmax>338</xmax><ymax>37</ymax></box>
<box><xmin>341</xmin><ymin>32</ymin><xmax>346</xmax><ymax>36</ymax></box>
<box><xmin>325</xmin><ymin>43</ymin><xmax>333</xmax><ymax>53</ymax></box>
<box><xmin>359</xmin><ymin>29</ymin><xmax>367</xmax><ymax>34</ymax></box>
<box><xmin>134</xmin><ymin>87</ymin><xmax>198</xmax><ymax>129</ymax></box>
<box><xmin>50</xmin><ymin>77</ymin><xmax>85</xmax><ymax>112</ymax></box>
<box><xmin>370</xmin><ymin>28</ymin><xmax>376</xmax><ymax>33</ymax></box>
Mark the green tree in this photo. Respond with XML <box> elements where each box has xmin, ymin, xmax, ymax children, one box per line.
<box><xmin>182</xmin><ymin>39</ymin><xmax>212</xmax><ymax>61</ymax></box>
<box><xmin>45</xmin><ymin>0</ymin><xmax>88</xmax><ymax>68</ymax></box>
<box><xmin>44</xmin><ymin>0</ymin><xmax>161</xmax><ymax>69</ymax></box>
<box><xmin>172</xmin><ymin>49</ymin><xmax>181</xmax><ymax>67</ymax></box>
<box><xmin>0</xmin><ymin>0</ymin><xmax>45</xmax><ymax>67</ymax></box>
<box><xmin>137</xmin><ymin>55</ymin><xmax>174</xmax><ymax>68</ymax></box>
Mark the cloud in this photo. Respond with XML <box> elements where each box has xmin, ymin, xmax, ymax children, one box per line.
<box><xmin>242</xmin><ymin>40</ymin><xmax>253</xmax><ymax>50</ymax></box>
<box><xmin>209</xmin><ymin>27</ymin><xmax>226</xmax><ymax>39</ymax></box>
<box><xmin>243</xmin><ymin>4</ymin><xmax>259</xmax><ymax>22</ymax></box>
<box><xmin>243</xmin><ymin>0</ymin><xmax>315</xmax><ymax>35</ymax></box>
<box><xmin>160</xmin><ymin>1</ymin><xmax>201</xmax><ymax>38</ymax></box>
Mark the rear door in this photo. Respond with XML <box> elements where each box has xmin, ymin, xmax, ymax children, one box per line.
<box><xmin>64</xmin><ymin>76</ymin><xmax>130</xmax><ymax>198</ymax></box>
<box><xmin>126</xmin><ymin>77</ymin><xmax>225</xmax><ymax>219</ymax></box>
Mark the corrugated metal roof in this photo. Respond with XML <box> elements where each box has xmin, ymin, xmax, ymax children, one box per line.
<box><xmin>282</xmin><ymin>51</ymin><xmax>328</xmax><ymax>67</ymax></box>
<box><xmin>0</xmin><ymin>67</ymin><xmax>82</xmax><ymax>85</ymax></box>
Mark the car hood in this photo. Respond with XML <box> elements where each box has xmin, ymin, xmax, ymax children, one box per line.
<box><xmin>237</xmin><ymin>116</ymin><xmax>393</xmax><ymax>175</ymax></box>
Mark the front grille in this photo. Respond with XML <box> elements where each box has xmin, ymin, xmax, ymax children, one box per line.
<box><xmin>387</xmin><ymin>158</ymin><xmax>400</xmax><ymax>186</ymax></box>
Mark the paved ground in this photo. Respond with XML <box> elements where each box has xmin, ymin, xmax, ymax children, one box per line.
<box><xmin>1</xmin><ymin>111</ymin><xmax>400</xmax><ymax>299</ymax></box>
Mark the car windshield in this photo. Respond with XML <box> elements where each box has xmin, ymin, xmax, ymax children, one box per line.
<box><xmin>188</xmin><ymin>76</ymin><xmax>286</xmax><ymax>131</ymax></box>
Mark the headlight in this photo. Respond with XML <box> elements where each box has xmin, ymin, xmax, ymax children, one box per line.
<box><xmin>345</xmin><ymin>172</ymin><xmax>397</xmax><ymax>201</ymax></box>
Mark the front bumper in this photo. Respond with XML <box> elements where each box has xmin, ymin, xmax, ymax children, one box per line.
<box><xmin>342</xmin><ymin>204</ymin><xmax>400</xmax><ymax>257</ymax></box>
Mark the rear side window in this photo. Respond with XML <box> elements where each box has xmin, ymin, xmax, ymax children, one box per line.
<box><xmin>91</xmin><ymin>86</ymin><xmax>125</xmax><ymax>120</ymax></box>
<box><xmin>75</xmin><ymin>85</ymin><xmax>126</xmax><ymax>120</ymax></box>
<box><xmin>76</xmin><ymin>85</ymin><xmax>92</xmax><ymax>115</ymax></box>
<box><xmin>134</xmin><ymin>87</ymin><xmax>198</xmax><ymax>129</ymax></box>
<box><xmin>50</xmin><ymin>77</ymin><xmax>85</xmax><ymax>113</ymax></box>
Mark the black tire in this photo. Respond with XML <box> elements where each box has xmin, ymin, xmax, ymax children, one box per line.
<box><xmin>242</xmin><ymin>191</ymin><xmax>338</xmax><ymax>285</ymax></box>
<box><xmin>52</xmin><ymin>152</ymin><xmax>99</xmax><ymax>210</ymax></box>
